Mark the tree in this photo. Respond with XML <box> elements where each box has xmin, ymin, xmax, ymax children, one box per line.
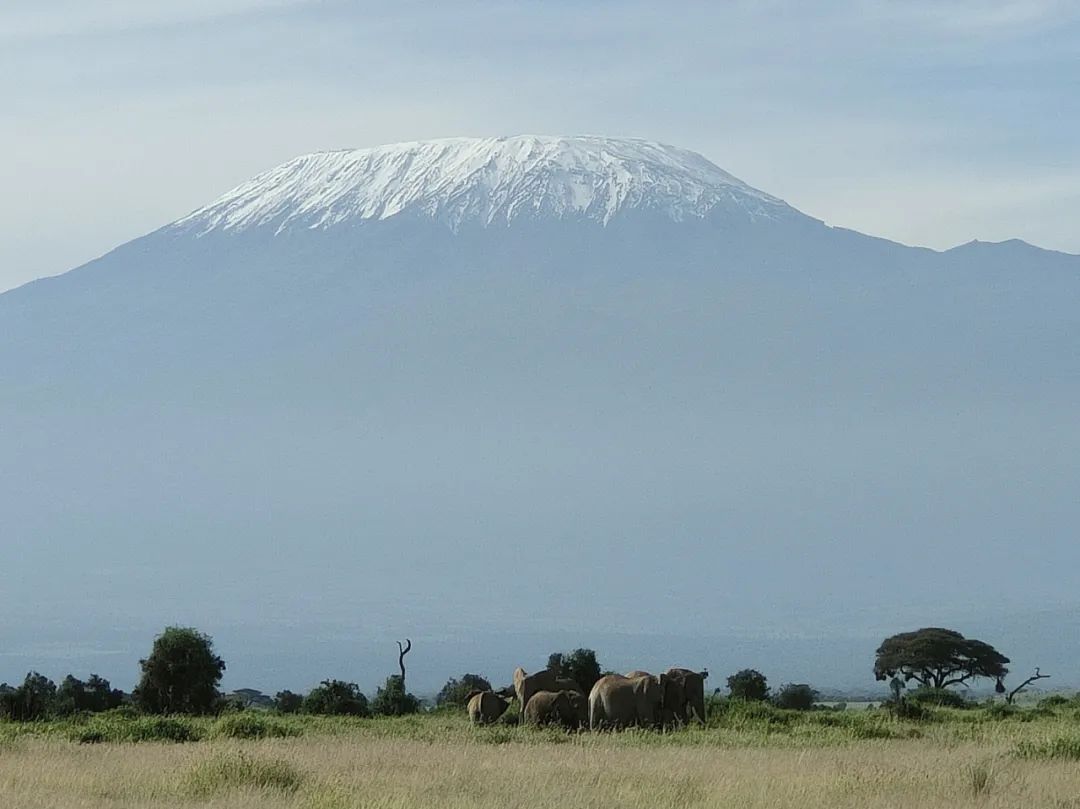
<box><xmin>873</xmin><ymin>628</ymin><xmax>1009</xmax><ymax>690</ymax></box>
<box><xmin>85</xmin><ymin>674</ymin><xmax>124</xmax><ymax>712</ymax></box>
<box><xmin>274</xmin><ymin>690</ymin><xmax>304</xmax><ymax>713</ymax></box>
<box><xmin>302</xmin><ymin>680</ymin><xmax>369</xmax><ymax>716</ymax></box>
<box><xmin>1</xmin><ymin>672</ymin><xmax>57</xmax><ymax>721</ymax></box>
<box><xmin>133</xmin><ymin>627</ymin><xmax>226</xmax><ymax>715</ymax></box>
<box><xmin>371</xmin><ymin>675</ymin><xmax>420</xmax><ymax>716</ymax></box>
<box><xmin>546</xmin><ymin>648</ymin><xmax>603</xmax><ymax>693</ymax></box>
<box><xmin>773</xmin><ymin>683</ymin><xmax>819</xmax><ymax>710</ymax></box>
<box><xmin>52</xmin><ymin>674</ymin><xmax>122</xmax><ymax>716</ymax></box>
<box><xmin>726</xmin><ymin>669</ymin><xmax>769</xmax><ymax>701</ymax></box>
<box><xmin>436</xmin><ymin>674</ymin><xmax>492</xmax><ymax>707</ymax></box>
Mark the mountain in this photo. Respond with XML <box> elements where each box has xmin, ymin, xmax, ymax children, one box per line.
<box><xmin>2</xmin><ymin>136</ymin><xmax>1078</xmax><ymax>693</ymax></box>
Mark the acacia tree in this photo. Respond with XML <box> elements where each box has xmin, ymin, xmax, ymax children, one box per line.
<box><xmin>874</xmin><ymin>628</ymin><xmax>1009</xmax><ymax>690</ymax></box>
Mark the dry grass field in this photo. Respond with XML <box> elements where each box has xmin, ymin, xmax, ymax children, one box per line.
<box><xmin>2</xmin><ymin>708</ymin><xmax>1079</xmax><ymax>808</ymax></box>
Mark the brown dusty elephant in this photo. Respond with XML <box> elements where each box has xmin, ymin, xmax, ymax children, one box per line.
<box><xmin>467</xmin><ymin>690</ymin><xmax>511</xmax><ymax>725</ymax></box>
<box><xmin>565</xmin><ymin>690</ymin><xmax>589</xmax><ymax>729</ymax></box>
<box><xmin>626</xmin><ymin>671</ymin><xmax>687</xmax><ymax>728</ymax></box>
<box><xmin>589</xmin><ymin>673</ymin><xmax>666</xmax><ymax>730</ymax></box>
<box><xmin>523</xmin><ymin>690</ymin><xmax>581</xmax><ymax>728</ymax></box>
<box><xmin>513</xmin><ymin>668</ymin><xmax>584</xmax><ymax>719</ymax></box>
<box><xmin>664</xmin><ymin>668</ymin><xmax>708</xmax><ymax>725</ymax></box>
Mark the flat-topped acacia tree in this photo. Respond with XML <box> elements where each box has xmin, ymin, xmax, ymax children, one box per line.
<box><xmin>874</xmin><ymin>628</ymin><xmax>1009</xmax><ymax>691</ymax></box>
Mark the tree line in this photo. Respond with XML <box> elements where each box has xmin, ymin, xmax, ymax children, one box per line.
<box><xmin>1</xmin><ymin>624</ymin><xmax>1025</xmax><ymax>722</ymax></box>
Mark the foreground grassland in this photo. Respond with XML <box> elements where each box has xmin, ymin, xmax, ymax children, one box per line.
<box><xmin>2</xmin><ymin>704</ymin><xmax>1080</xmax><ymax>808</ymax></box>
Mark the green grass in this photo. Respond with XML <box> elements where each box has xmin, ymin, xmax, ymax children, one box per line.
<box><xmin>1</xmin><ymin>698</ymin><xmax>1077</xmax><ymax>752</ymax></box>
<box><xmin>1015</xmin><ymin>735</ymin><xmax>1080</xmax><ymax>761</ymax></box>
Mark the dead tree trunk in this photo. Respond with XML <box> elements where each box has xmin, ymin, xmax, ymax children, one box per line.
<box><xmin>1006</xmin><ymin>668</ymin><xmax>1049</xmax><ymax>705</ymax></box>
<box><xmin>396</xmin><ymin>639</ymin><xmax>412</xmax><ymax>687</ymax></box>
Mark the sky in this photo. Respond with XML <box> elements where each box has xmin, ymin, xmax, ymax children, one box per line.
<box><xmin>2</xmin><ymin>0</ymin><xmax>1078</xmax><ymax>293</ymax></box>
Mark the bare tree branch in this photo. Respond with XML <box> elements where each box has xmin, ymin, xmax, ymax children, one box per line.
<box><xmin>397</xmin><ymin>639</ymin><xmax>412</xmax><ymax>686</ymax></box>
<box><xmin>1006</xmin><ymin>668</ymin><xmax>1050</xmax><ymax>705</ymax></box>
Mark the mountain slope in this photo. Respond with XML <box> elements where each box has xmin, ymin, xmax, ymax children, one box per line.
<box><xmin>1</xmin><ymin>136</ymin><xmax>1078</xmax><ymax>691</ymax></box>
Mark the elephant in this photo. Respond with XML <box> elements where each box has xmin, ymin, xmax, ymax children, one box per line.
<box><xmin>513</xmin><ymin>667</ymin><xmax>584</xmax><ymax>719</ymax></box>
<box><xmin>625</xmin><ymin>671</ymin><xmax>686</xmax><ymax>728</ymax></box>
<box><xmin>664</xmin><ymin>668</ymin><xmax>708</xmax><ymax>725</ymax></box>
<box><xmin>588</xmin><ymin>673</ymin><xmax>666</xmax><ymax>730</ymax></box>
<box><xmin>523</xmin><ymin>690</ymin><xmax>582</xmax><ymax>728</ymax></box>
<box><xmin>467</xmin><ymin>690</ymin><xmax>511</xmax><ymax>725</ymax></box>
<box><xmin>565</xmin><ymin>690</ymin><xmax>589</xmax><ymax>729</ymax></box>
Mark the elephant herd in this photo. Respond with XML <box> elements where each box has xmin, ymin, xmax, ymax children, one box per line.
<box><xmin>466</xmin><ymin>666</ymin><xmax>708</xmax><ymax>731</ymax></box>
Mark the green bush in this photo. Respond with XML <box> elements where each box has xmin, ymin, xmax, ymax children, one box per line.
<box><xmin>1037</xmin><ymin>694</ymin><xmax>1070</xmax><ymax>709</ymax></box>
<box><xmin>882</xmin><ymin>698</ymin><xmax>930</xmax><ymax>721</ymax></box>
<box><xmin>210</xmin><ymin>712</ymin><xmax>301</xmax><ymax>740</ymax></box>
<box><xmin>370</xmin><ymin>676</ymin><xmax>420</xmax><ymax>716</ymax></box>
<box><xmin>772</xmin><ymin>684</ymin><xmax>819</xmax><ymax>711</ymax></box>
<box><xmin>303</xmin><ymin>680</ymin><xmax>369</xmax><ymax>716</ymax></box>
<box><xmin>983</xmin><ymin>702</ymin><xmax>1019</xmax><ymax>720</ymax></box>
<box><xmin>436</xmin><ymin>674</ymin><xmax>493</xmax><ymax>707</ymax></box>
<box><xmin>74</xmin><ymin>715</ymin><xmax>203</xmax><ymax>744</ymax></box>
<box><xmin>908</xmin><ymin>688</ymin><xmax>970</xmax><ymax>708</ymax></box>
<box><xmin>726</xmin><ymin>669</ymin><xmax>769</xmax><ymax>702</ymax></box>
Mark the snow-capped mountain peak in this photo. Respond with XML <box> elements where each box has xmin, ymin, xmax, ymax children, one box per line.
<box><xmin>171</xmin><ymin>135</ymin><xmax>795</xmax><ymax>235</ymax></box>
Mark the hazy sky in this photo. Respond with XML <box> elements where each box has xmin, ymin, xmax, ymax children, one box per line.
<box><xmin>3</xmin><ymin>0</ymin><xmax>1079</xmax><ymax>292</ymax></box>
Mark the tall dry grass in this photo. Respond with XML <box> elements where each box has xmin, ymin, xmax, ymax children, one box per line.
<box><xmin>3</xmin><ymin>729</ymin><xmax>1080</xmax><ymax>808</ymax></box>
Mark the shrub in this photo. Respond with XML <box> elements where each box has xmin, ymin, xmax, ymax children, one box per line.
<box><xmin>882</xmin><ymin>698</ymin><xmax>930</xmax><ymax>721</ymax></box>
<box><xmin>983</xmin><ymin>702</ymin><xmax>1019</xmax><ymax>720</ymax></box>
<box><xmin>210</xmin><ymin>712</ymin><xmax>301</xmax><ymax>740</ymax></box>
<box><xmin>183</xmin><ymin>752</ymin><xmax>303</xmax><ymax>797</ymax></box>
<box><xmin>74</xmin><ymin>715</ymin><xmax>202</xmax><ymax>744</ymax></box>
<box><xmin>772</xmin><ymin>684</ymin><xmax>819</xmax><ymax>711</ymax></box>
<box><xmin>908</xmin><ymin>687</ymin><xmax>970</xmax><ymax>708</ymax></box>
<box><xmin>726</xmin><ymin>669</ymin><xmax>769</xmax><ymax>702</ymax></box>
<box><xmin>436</xmin><ymin>674</ymin><xmax>493</xmax><ymax>707</ymax></box>
<box><xmin>303</xmin><ymin>680</ymin><xmax>369</xmax><ymax>716</ymax></box>
<box><xmin>371</xmin><ymin>676</ymin><xmax>420</xmax><ymax>716</ymax></box>
<box><xmin>1037</xmin><ymin>694</ymin><xmax>1070</xmax><ymax>709</ymax></box>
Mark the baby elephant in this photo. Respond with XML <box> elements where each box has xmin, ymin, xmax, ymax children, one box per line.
<box><xmin>523</xmin><ymin>689</ymin><xmax>586</xmax><ymax>729</ymax></box>
<box><xmin>467</xmin><ymin>690</ymin><xmax>511</xmax><ymax>725</ymax></box>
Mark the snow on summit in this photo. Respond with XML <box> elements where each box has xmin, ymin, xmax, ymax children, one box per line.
<box><xmin>172</xmin><ymin>136</ymin><xmax>795</xmax><ymax>235</ymax></box>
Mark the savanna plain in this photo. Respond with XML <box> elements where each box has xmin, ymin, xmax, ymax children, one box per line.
<box><xmin>3</xmin><ymin>702</ymin><xmax>1080</xmax><ymax>809</ymax></box>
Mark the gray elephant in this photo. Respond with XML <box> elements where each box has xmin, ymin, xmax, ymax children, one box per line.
<box><xmin>523</xmin><ymin>689</ymin><xmax>581</xmax><ymax>728</ymax></box>
<box><xmin>513</xmin><ymin>667</ymin><xmax>584</xmax><ymax>719</ymax></box>
<box><xmin>589</xmin><ymin>673</ymin><xmax>666</xmax><ymax>729</ymax></box>
<box><xmin>664</xmin><ymin>668</ymin><xmax>708</xmax><ymax>725</ymax></box>
<box><xmin>467</xmin><ymin>690</ymin><xmax>511</xmax><ymax>725</ymax></box>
